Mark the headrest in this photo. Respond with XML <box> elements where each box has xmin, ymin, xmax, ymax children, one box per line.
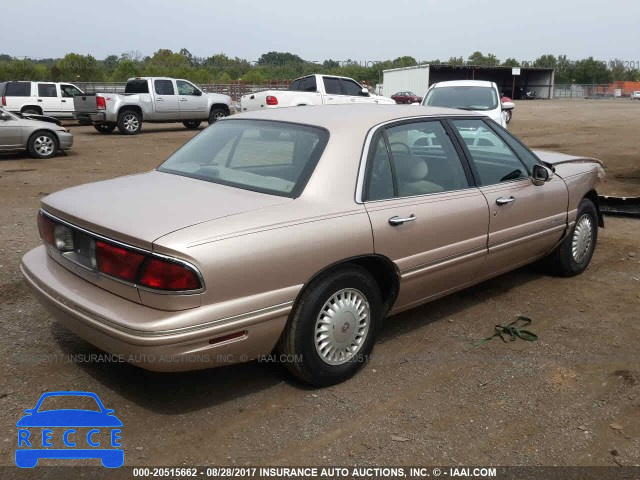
<box><xmin>395</xmin><ymin>154</ymin><xmax>428</xmax><ymax>182</ymax></box>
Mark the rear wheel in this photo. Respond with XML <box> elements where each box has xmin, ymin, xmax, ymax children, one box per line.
<box><xmin>279</xmin><ymin>266</ymin><xmax>381</xmax><ymax>386</ymax></box>
<box><xmin>208</xmin><ymin>107</ymin><xmax>228</xmax><ymax>125</ymax></box>
<box><xmin>183</xmin><ymin>120</ymin><xmax>201</xmax><ymax>130</ymax></box>
<box><xmin>22</xmin><ymin>107</ymin><xmax>41</xmax><ymax>116</ymax></box>
<box><xmin>27</xmin><ymin>131</ymin><xmax>58</xmax><ymax>159</ymax></box>
<box><xmin>94</xmin><ymin>123</ymin><xmax>116</xmax><ymax>134</ymax></box>
<box><xmin>545</xmin><ymin>198</ymin><xmax>598</xmax><ymax>276</ymax></box>
<box><xmin>117</xmin><ymin>110</ymin><xmax>142</xmax><ymax>135</ymax></box>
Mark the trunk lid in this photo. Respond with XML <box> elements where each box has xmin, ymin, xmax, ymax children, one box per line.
<box><xmin>41</xmin><ymin>170</ymin><xmax>292</xmax><ymax>250</ymax></box>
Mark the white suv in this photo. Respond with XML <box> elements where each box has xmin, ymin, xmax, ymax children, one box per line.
<box><xmin>421</xmin><ymin>80</ymin><xmax>514</xmax><ymax>128</ymax></box>
<box><xmin>631</xmin><ymin>91</ymin><xmax>640</xmax><ymax>100</ymax></box>
<box><xmin>0</xmin><ymin>81</ymin><xmax>84</xmax><ymax>118</ymax></box>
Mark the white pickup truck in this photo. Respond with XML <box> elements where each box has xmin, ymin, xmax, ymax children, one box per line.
<box><xmin>240</xmin><ymin>74</ymin><xmax>396</xmax><ymax>112</ymax></box>
<box><xmin>73</xmin><ymin>77</ymin><xmax>232</xmax><ymax>135</ymax></box>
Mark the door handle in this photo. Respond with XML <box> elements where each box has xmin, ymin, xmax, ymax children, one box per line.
<box><xmin>61</xmin><ymin>100</ymin><xmax>66</xmax><ymax>103</ymax></box>
<box><xmin>180</xmin><ymin>98</ymin><xmax>187</xmax><ymax>102</ymax></box>
<box><xmin>37</xmin><ymin>99</ymin><xmax>43</xmax><ymax>102</ymax></box>
<box><xmin>496</xmin><ymin>196</ymin><xmax>516</xmax><ymax>206</ymax></box>
<box><xmin>156</xmin><ymin>97</ymin><xmax>163</xmax><ymax>101</ymax></box>
<box><xmin>388</xmin><ymin>215</ymin><xmax>416</xmax><ymax>226</ymax></box>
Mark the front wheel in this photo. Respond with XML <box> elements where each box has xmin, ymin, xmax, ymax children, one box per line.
<box><xmin>545</xmin><ymin>198</ymin><xmax>598</xmax><ymax>277</ymax></box>
<box><xmin>208</xmin><ymin>107</ymin><xmax>228</xmax><ymax>125</ymax></box>
<box><xmin>279</xmin><ymin>266</ymin><xmax>381</xmax><ymax>386</ymax></box>
<box><xmin>27</xmin><ymin>131</ymin><xmax>58</xmax><ymax>159</ymax></box>
<box><xmin>94</xmin><ymin>123</ymin><xmax>116</xmax><ymax>134</ymax></box>
<box><xmin>117</xmin><ymin>110</ymin><xmax>142</xmax><ymax>135</ymax></box>
<box><xmin>183</xmin><ymin>120</ymin><xmax>201</xmax><ymax>130</ymax></box>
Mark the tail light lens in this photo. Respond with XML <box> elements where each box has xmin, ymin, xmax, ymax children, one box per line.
<box><xmin>266</xmin><ymin>95</ymin><xmax>278</xmax><ymax>106</ymax></box>
<box><xmin>96</xmin><ymin>241</ymin><xmax>145</xmax><ymax>283</ymax></box>
<box><xmin>96</xmin><ymin>240</ymin><xmax>201</xmax><ymax>291</ymax></box>
<box><xmin>139</xmin><ymin>258</ymin><xmax>200</xmax><ymax>291</ymax></box>
<box><xmin>37</xmin><ymin>212</ymin><xmax>55</xmax><ymax>245</ymax></box>
<box><xmin>1</xmin><ymin>96</ymin><xmax>6</xmax><ymax>106</ymax></box>
<box><xmin>96</xmin><ymin>96</ymin><xmax>106</xmax><ymax>110</ymax></box>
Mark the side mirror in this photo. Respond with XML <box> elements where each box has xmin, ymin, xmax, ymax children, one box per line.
<box><xmin>532</xmin><ymin>164</ymin><xmax>552</xmax><ymax>186</ymax></box>
<box><xmin>360</xmin><ymin>87</ymin><xmax>369</xmax><ymax>96</ymax></box>
<box><xmin>195</xmin><ymin>90</ymin><xmax>202</xmax><ymax>96</ymax></box>
<box><xmin>501</xmin><ymin>101</ymin><xmax>515</xmax><ymax>111</ymax></box>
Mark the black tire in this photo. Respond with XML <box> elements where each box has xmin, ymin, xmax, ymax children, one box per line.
<box><xmin>505</xmin><ymin>110</ymin><xmax>512</xmax><ymax>124</ymax></box>
<box><xmin>22</xmin><ymin>107</ymin><xmax>41</xmax><ymax>116</ymax></box>
<box><xmin>183</xmin><ymin>120</ymin><xmax>201</xmax><ymax>130</ymax></box>
<box><xmin>208</xmin><ymin>107</ymin><xmax>228</xmax><ymax>125</ymax></box>
<box><xmin>27</xmin><ymin>131</ymin><xmax>58</xmax><ymax>159</ymax></box>
<box><xmin>279</xmin><ymin>266</ymin><xmax>382</xmax><ymax>386</ymax></box>
<box><xmin>94</xmin><ymin>123</ymin><xmax>116</xmax><ymax>134</ymax></box>
<box><xmin>117</xmin><ymin>110</ymin><xmax>142</xmax><ymax>135</ymax></box>
<box><xmin>545</xmin><ymin>198</ymin><xmax>598</xmax><ymax>277</ymax></box>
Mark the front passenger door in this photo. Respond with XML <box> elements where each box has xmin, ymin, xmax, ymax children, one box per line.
<box><xmin>176</xmin><ymin>80</ymin><xmax>207</xmax><ymax>119</ymax></box>
<box><xmin>363</xmin><ymin>119</ymin><xmax>489</xmax><ymax>312</ymax></box>
<box><xmin>449</xmin><ymin>119</ymin><xmax>568</xmax><ymax>281</ymax></box>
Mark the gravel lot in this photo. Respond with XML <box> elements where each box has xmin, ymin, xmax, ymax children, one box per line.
<box><xmin>0</xmin><ymin>100</ymin><xmax>638</xmax><ymax>468</ymax></box>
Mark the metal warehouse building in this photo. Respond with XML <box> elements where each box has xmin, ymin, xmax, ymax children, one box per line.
<box><xmin>382</xmin><ymin>64</ymin><xmax>555</xmax><ymax>99</ymax></box>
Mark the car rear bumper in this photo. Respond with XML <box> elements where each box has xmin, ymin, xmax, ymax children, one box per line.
<box><xmin>73</xmin><ymin>112</ymin><xmax>106</xmax><ymax>123</ymax></box>
<box><xmin>20</xmin><ymin>246</ymin><xmax>289</xmax><ymax>372</ymax></box>
<box><xmin>57</xmin><ymin>132</ymin><xmax>73</xmax><ymax>150</ymax></box>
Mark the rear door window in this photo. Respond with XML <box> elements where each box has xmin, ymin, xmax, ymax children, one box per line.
<box><xmin>323</xmin><ymin>77</ymin><xmax>342</xmax><ymax>95</ymax></box>
<box><xmin>38</xmin><ymin>84</ymin><xmax>58</xmax><ymax>97</ymax></box>
<box><xmin>5</xmin><ymin>82</ymin><xmax>31</xmax><ymax>96</ymax></box>
<box><xmin>154</xmin><ymin>80</ymin><xmax>175</xmax><ymax>95</ymax></box>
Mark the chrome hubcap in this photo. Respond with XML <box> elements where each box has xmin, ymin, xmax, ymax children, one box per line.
<box><xmin>572</xmin><ymin>214</ymin><xmax>593</xmax><ymax>263</ymax></box>
<box><xmin>213</xmin><ymin>112</ymin><xmax>225</xmax><ymax>120</ymax></box>
<box><xmin>124</xmin><ymin>115</ymin><xmax>139</xmax><ymax>131</ymax></box>
<box><xmin>314</xmin><ymin>288</ymin><xmax>370</xmax><ymax>366</ymax></box>
<box><xmin>34</xmin><ymin>136</ymin><xmax>54</xmax><ymax>156</ymax></box>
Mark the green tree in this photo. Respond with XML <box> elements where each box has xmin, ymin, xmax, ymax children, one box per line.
<box><xmin>55</xmin><ymin>53</ymin><xmax>103</xmax><ymax>81</ymax></box>
<box><xmin>502</xmin><ymin>57</ymin><xmax>520</xmax><ymax>67</ymax></box>
<box><xmin>257</xmin><ymin>51</ymin><xmax>304</xmax><ymax>67</ymax></box>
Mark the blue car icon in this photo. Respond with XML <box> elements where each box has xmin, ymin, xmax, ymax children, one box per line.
<box><xmin>16</xmin><ymin>391</ymin><xmax>123</xmax><ymax>468</ymax></box>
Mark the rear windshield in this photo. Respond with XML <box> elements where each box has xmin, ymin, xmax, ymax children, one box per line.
<box><xmin>5</xmin><ymin>82</ymin><xmax>31</xmax><ymax>96</ymax></box>
<box><xmin>125</xmin><ymin>80</ymin><xmax>149</xmax><ymax>94</ymax></box>
<box><xmin>157</xmin><ymin>119</ymin><xmax>329</xmax><ymax>198</ymax></box>
<box><xmin>423</xmin><ymin>86</ymin><xmax>498</xmax><ymax>111</ymax></box>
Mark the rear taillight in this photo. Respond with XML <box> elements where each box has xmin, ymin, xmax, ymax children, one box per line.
<box><xmin>96</xmin><ymin>96</ymin><xmax>106</xmax><ymax>110</ymax></box>
<box><xmin>1</xmin><ymin>96</ymin><xmax>6</xmax><ymax>106</ymax></box>
<box><xmin>37</xmin><ymin>212</ymin><xmax>55</xmax><ymax>245</ymax></box>
<box><xmin>96</xmin><ymin>241</ymin><xmax>145</xmax><ymax>283</ymax></box>
<box><xmin>96</xmin><ymin>240</ymin><xmax>201</xmax><ymax>291</ymax></box>
<box><xmin>139</xmin><ymin>258</ymin><xmax>200</xmax><ymax>291</ymax></box>
<box><xmin>266</xmin><ymin>95</ymin><xmax>278</xmax><ymax>106</ymax></box>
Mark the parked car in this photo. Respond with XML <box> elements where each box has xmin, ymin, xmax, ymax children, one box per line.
<box><xmin>421</xmin><ymin>80</ymin><xmax>514</xmax><ymax>128</ymax></box>
<box><xmin>0</xmin><ymin>107</ymin><xmax>73</xmax><ymax>158</ymax></box>
<box><xmin>73</xmin><ymin>77</ymin><xmax>232</xmax><ymax>135</ymax></box>
<box><xmin>630</xmin><ymin>91</ymin><xmax>640</xmax><ymax>100</ymax></box>
<box><xmin>512</xmin><ymin>86</ymin><xmax>537</xmax><ymax>100</ymax></box>
<box><xmin>21</xmin><ymin>105</ymin><xmax>604</xmax><ymax>386</ymax></box>
<box><xmin>0</xmin><ymin>81</ymin><xmax>84</xmax><ymax>119</ymax></box>
<box><xmin>391</xmin><ymin>91</ymin><xmax>423</xmax><ymax>104</ymax></box>
<box><xmin>240</xmin><ymin>74</ymin><xmax>396</xmax><ymax>112</ymax></box>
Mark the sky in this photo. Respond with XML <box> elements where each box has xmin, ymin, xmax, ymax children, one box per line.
<box><xmin>1</xmin><ymin>0</ymin><xmax>638</xmax><ymax>63</ymax></box>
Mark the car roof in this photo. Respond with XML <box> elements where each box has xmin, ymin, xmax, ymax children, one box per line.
<box><xmin>229</xmin><ymin>104</ymin><xmax>481</xmax><ymax>130</ymax></box>
<box><xmin>432</xmin><ymin>80</ymin><xmax>495</xmax><ymax>88</ymax></box>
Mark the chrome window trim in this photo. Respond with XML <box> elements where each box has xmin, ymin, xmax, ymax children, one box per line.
<box><xmin>40</xmin><ymin>209</ymin><xmax>206</xmax><ymax>295</ymax></box>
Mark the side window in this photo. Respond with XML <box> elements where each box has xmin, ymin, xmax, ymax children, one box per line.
<box><xmin>5</xmin><ymin>82</ymin><xmax>31</xmax><ymax>96</ymax></box>
<box><xmin>323</xmin><ymin>77</ymin><xmax>342</xmax><ymax>95</ymax></box>
<box><xmin>154</xmin><ymin>80</ymin><xmax>175</xmax><ymax>95</ymax></box>
<box><xmin>365</xmin><ymin>135</ymin><xmax>394</xmax><ymax>201</ymax></box>
<box><xmin>289</xmin><ymin>79</ymin><xmax>301</xmax><ymax>91</ymax></box>
<box><xmin>176</xmin><ymin>80</ymin><xmax>197</xmax><ymax>96</ymax></box>
<box><xmin>38</xmin><ymin>83</ymin><xmax>57</xmax><ymax>97</ymax></box>
<box><xmin>387</xmin><ymin>121</ymin><xmax>469</xmax><ymax>197</ymax></box>
<box><xmin>60</xmin><ymin>84</ymin><xmax>82</xmax><ymax>98</ymax></box>
<box><xmin>451</xmin><ymin>119</ymin><xmax>528</xmax><ymax>186</ymax></box>
<box><xmin>341</xmin><ymin>79</ymin><xmax>363</xmax><ymax>96</ymax></box>
<box><xmin>299</xmin><ymin>76</ymin><xmax>317</xmax><ymax>92</ymax></box>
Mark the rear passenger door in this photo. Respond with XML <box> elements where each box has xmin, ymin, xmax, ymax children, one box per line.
<box><xmin>36</xmin><ymin>83</ymin><xmax>62</xmax><ymax>116</ymax></box>
<box><xmin>321</xmin><ymin>77</ymin><xmax>347</xmax><ymax>104</ymax></box>
<box><xmin>362</xmin><ymin>119</ymin><xmax>489</xmax><ymax>312</ymax></box>
<box><xmin>153</xmin><ymin>79</ymin><xmax>179</xmax><ymax>119</ymax></box>
<box><xmin>449</xmin><ymin>119</ymin><xmax>568</xmax><ymax>280</ymax></box>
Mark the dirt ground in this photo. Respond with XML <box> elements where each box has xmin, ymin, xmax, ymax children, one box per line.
<box><xmin>0</xmin><ymin>100</ymin><xmax>638</xmax><ymax>469</ymax></box>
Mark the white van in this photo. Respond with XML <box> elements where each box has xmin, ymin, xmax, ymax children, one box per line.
<box><xmin>0</xmin><ymin>81</ymin><xmax>84</xmax><ymax>118</ymax></box>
